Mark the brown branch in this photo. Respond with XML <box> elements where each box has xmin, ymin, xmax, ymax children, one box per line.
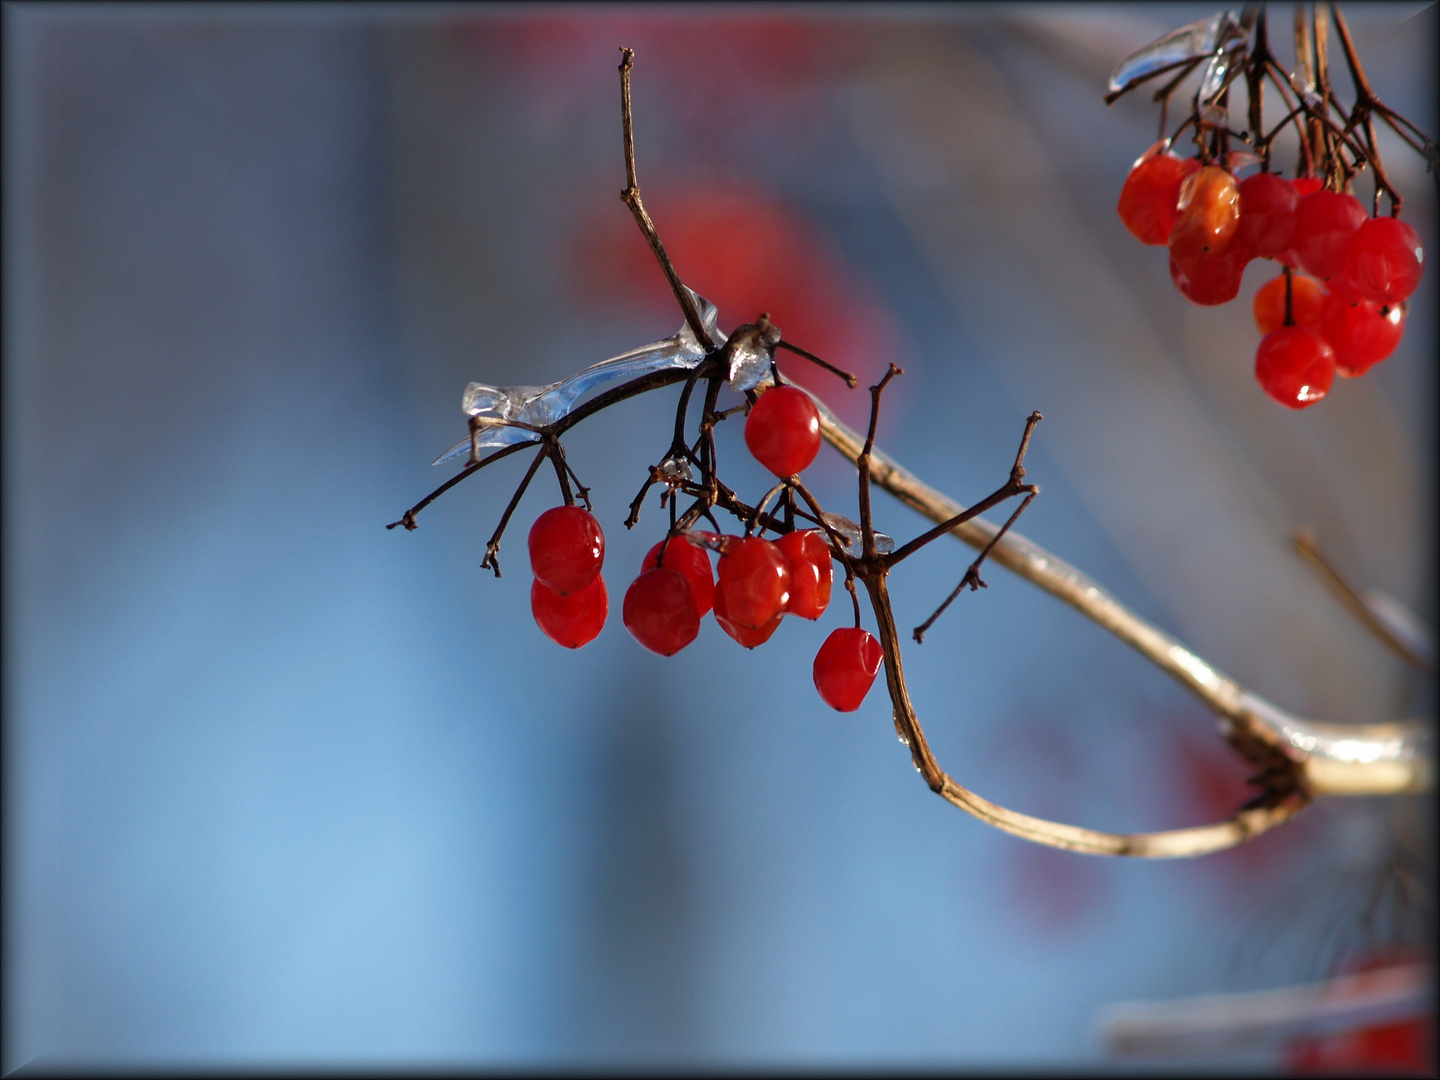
<box><xmin>480</xmin><ymin>444</ymin><xmax>550</xmax><ymax>577</ymax></box>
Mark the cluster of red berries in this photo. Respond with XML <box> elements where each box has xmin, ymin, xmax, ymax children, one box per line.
<box><xmin>524</xmin><ymin>384</ymin><xmax>885</xmax><ymax>712</ymax></box>
<box><xmin>1117</xmin><ymin>144</ymin><xmax>1424</xmax><ymax>408</ymax></box>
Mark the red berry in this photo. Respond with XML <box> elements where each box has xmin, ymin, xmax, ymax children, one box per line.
<box><xmin>1290</xmin><ymin>176</ymin><xmax>1324</xmax><ymax>198</ymax></box>
<box><xmin>715</xmin><ymin>537</ymin><xmax>790</xmax><ymax>629</ymax></box>
<box><xmin>1117</xmin><ymin>150</ymin><xmax>1201</xmax><ymax>245</ymax></box>
<box><xmin>812</xmin><ymin>628</ymin><xmax>884</xmax><ymax>712</ymax></box>
<box><xmin>531</xmin><ymin>573</ymin><xmax>607</xmax><ymax>649</ymax></box>
<box><xmin>1254</xmin><ymin>326</ymin><xmax>1336</xmax><ymax>408</ymax></box>
<box><xmin>1169</xmin><ymin>165</ymin><xmax>1241</xmax><ymax>266</ymax></box>
<box><xmin>1169</xmin><ymin>246</ymin><xmax>1248</xmax><ymax>306</ymax></box>
<box><xmin>529</xmin><ymin>506</ymin><xmax>604</xmax><ymax>595</ymax></box>
<box><xmin>775</xmin><ymin>530</ymin><xmax>833</xmax><ymax>620</ymax></box>
<box><xmin>641</xmin><ymin>536</ymin><xmax>714</xmax><ymax>616</ymax></box>
<box><xmin>1321</xmin><ymin>296</ymin><xmax>1405</xmax><ymax>376</ymax></box>
<box><xmin>712</xmin><ymin>587</ymin><xmax>783</xmax><ymax>648</ymax></box>
<box><xmin>1292</xmin><ymin>190</ymin><xmax>1367</xmax><ymax>281</ymax></box>
<box><xmin>1345</xmin><ymin>217</ymin><xmax>1425</xmax><ymax>305</ymax></box>
<box><xmin>1234</xmin><ymin>172</ymin><xmax>1299</xmax><ymax>258</ymax></box>
<box><xmin>745</xmin><ymin>385</ymin><xmax>822</xmax><ymax>478</ymax></box>
<box><xmin>623</xmin><ymin>568</ymin><xmax>700</xmax><ymax>655</ymax></box>
<box><xmin>1253</xmin><ymin>272</ymin><xmax>1328</xmax><ymax>335</ymax></box>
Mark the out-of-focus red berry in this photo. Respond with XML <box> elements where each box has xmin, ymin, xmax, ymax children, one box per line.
<box><xmin>775</xmin><ymin>529</ymin><xmax>832</xmax><ymax>620</ymax></box>
<box><xmin>529</xmin><ymin>506</ymin><xmax>605</xmax><ymax>595</ymax></box>
<box><xmin>1170</xmin><ymin>246</ymin><xmax>1249</xmax><ymax>305</ymax></box>
<box><xmin>813</xmin><ymin>628</ymin><xmax>884</xmax><ymax>711</ymax></box>
<box><xmin>715</xmin><ymin>537</ymin><xmax>790</xmax><ymax>629</ymax></box>
<box><xmin>1290</xmin><ymin>176</ymin><xmax>1324</xmax><ymax>198</ymax></box>
<box><xmin>1253</xmin><ymin>272</ymin><xmax>1328</xmax><ymax>335</ymax></box>
<box><xmin>642</xmin><ymin>536</ymin><xmax>714</xmax><ymax>616</ymax></box>
<box><xmin>531</xmin><ymin>574</ymin><xmax>608</xmax><ymax>648</ymax></box>
<box><xmin>745</xmin><ymin>385</ymin><xmax>822</xmax><ymax>477</ymax></box>
<box><xmin>1321</xmin><ymin>296</ymin><xmax>1406</xmax><ymax>376</ymax></box>
<box><xmin>712</xmin><ymin>587</ymin><xmax>783</xmax><ymax>648</ymax></box>
<box><xmin>1117</xmin><ymin>150</ymin><xmax>1201</xmax><ymax>245</ymax></box>
<box><xmin>1292</xmin><ymin>190</ymin><xmax>1367</xmax><ymax>281</ymax></box>
<box><xmin>1235</xmin><ymin>172</ymin><xmax>1299</xmax><ymax>258</ymax></box>
<box><xmin>1345</xmin><ymin>216</ymin><xmax>1425</xmax><ymax>305</ymax></box>
<box><xmin>623</xmin><ymin>567</ymin><xmax>701</xmax><ymax>656</ymax></box>
<box><xmin>1170</xmin><ymin>165</ymin><xmax>1241</xmax><ymax>267</ymax></box>
<box><xmin>1254</xmin><ymin>326</ymin><xmax>1336</xmax><ymax>408</ymax></box>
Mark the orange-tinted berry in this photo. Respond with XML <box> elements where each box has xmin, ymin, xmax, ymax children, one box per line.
<box><xmin>1169</xmin><ymin>165</ymin><xmax>1241</xmax><ymax>266</ymax></box>
<box><xmin>1253</xmin><ymin>272</ymin><xmax>1328</xmax><ymax>335</ymax></box>
<box><xmin>1117</xmin><ymin>151</ymin><xmax>1201</xmax><ymax>245</ymax></box>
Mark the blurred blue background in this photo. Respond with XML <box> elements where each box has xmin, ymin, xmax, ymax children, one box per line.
<box><xmin>5</xmin><ymin>3</ymin><xmax>1434</xmax><ymax>1070</ymax></box>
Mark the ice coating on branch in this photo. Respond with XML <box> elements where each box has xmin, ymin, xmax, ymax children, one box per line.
<box><xmin>1108</xmin><ymin>11</ymin><xmax>1246</xmax><ymax>98</ymax></box>
<box><xmin>432</xmin><ymin>290</ymin><xmax>724</xmax><ymax>466</ymax></box>
<box><xmin>657</xmin><ymin>457</ymin><xmax>693</xmax><ymax>483</ymax></box>
<box><xmin>820</xmin><ymin>512</ymin><xmax>894</xmax><ymax>557</ymax></box>
<box><xmin>725</xmin><ymin>319</ymin><xmax>783</xmax><ymax>393</ymax></box>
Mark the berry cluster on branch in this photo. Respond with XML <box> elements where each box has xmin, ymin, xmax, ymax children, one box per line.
<box><xmin>1107</xmin><ymin>3</ymin><xmax>1430</xmax><ymax>409</ymax></box>
<box><xmin>390</xmin><ymin>43</ymin><xmax>1432</xmax><ymax>860</ymax></box>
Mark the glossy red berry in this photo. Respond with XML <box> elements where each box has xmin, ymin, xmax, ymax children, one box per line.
<box><xmin>715</xmin><ymin>537</ymin><xmax>790</xmax><ymax>629</ymax></box>
<box><xmin>1169</xmin><ymin>246</ymin><xmax>1248</xmax><ymax>306</ymax></box>
<box><xmin>1117</xmin><ymin>150</ymin><xmax>1201</xmax><ymax>245</ymax></box>
<box><xmin>1292</xmin><ymin>190</ymin><xmax>1367</xmax><ymax>281</ymax></box>
<box><xmin>1169</xmin><ymin>165</ymin><xmax>1241</xmax><ymax>267</ymax></box>
<box><xmin>529</xmin><ymin>506</ymin><xmax>605</xmax><ymax>595</ymax></box>
<box><xmin>812</xmin><ymin>628</ymin><xmax>884</xmax><ymax>712</ymax></box>
<box><xmin>623</xmin><ymin>568</ymin><xmax>701</xmax><ymax>656</ymax></box>
<box><xmin>531</xmin><ymin>573</ymin><xmax>607</xmax><ymax>649</ymax></box>
<box><xmin>1290</xmin><ymin>176</ymin><xmax>1324</xmax><ymax>198</ymax></box>
<box><xmin>641</xmin><ymin>536</ymin><xmax>714</xmax><ymax>616</ymax></box>
<box><xmin>1234</xmin><ymin>172</ymin><xmax>1299</xmax><ymax>258</ymax></box>
<box><xmin>775</xmin><ymin>530</ymin><xmax>832</xmax><ymax>620</ymax></box>
<box><xmin>745</xmin><ymin>385</ymin><xmax>822</xmax><ymax>477</ymax></box>
<box><xmin>1254</xmin><ymin>326</ymin><xmax>1336</xmax><ymax>408</ymax></box>
<box><xmin>1253</xmin><ymin>272</ymin><xmax>1328</xmax><ymax>335</ymax></box>
<box><xmin>1321</xmin><ymin>296</ymin><xmax>1405</xmax><ymax>377</ymax></box>
<box><xmin>1344</xmin><ymin>217</ymin><xmax>1425</xmax><ymax>305</ymax></box>
<box><xmin>712</xmin><ymin>587</ymin><xmax>783</xmax><ymax>649</ymax></box>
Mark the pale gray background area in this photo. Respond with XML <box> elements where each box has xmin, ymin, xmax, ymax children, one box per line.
<box><xmin>5</xmin><ymin>3</ymin><xmax>1434</xmax><ymax>1070</ymax></box>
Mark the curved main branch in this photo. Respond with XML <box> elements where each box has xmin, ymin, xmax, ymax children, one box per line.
<box><xmin>804</xmin><ymin>385</ymin><xmax>1431</xmax><ymax>806</ymax></box>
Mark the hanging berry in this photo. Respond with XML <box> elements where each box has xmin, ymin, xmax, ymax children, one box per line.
<box><xmin>812</xmin><ymin>628</ymin><xmax>884</xmax><ymax>712</ymax></box>
<box><xmin>744</xmin><ymin>385</ymin><xmax>822</xmax><ymax>478</ymax></box>
<box><xmin>531</xmin><ymin>574</ymin><xmax>608</xmax><ymax>649</ymax></box>
<box><xmin>529</xmin><ymin>506</ymin><xmax>605</xmax><ymax>595</ymax></box>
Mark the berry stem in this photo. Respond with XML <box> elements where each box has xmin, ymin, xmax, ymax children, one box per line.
<box><xmin>775</xmin><ymin>338</ymin><xmax>859</xmax><ymax>388</ymax></box>
<box><xmin>481</xmin><ymin>444</ymin><xmax>550</xmax><ymax>578</ymax></box>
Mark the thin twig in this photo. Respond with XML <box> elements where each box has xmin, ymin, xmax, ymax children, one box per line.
<box><xmin>1293</xmin><ymin>528</ymin><xmax>1435</xmax><ymax>673</ymax></box>
<box><xmin>481</xmin><ymin>444</ymin><xmax>550</xmax><ymax>577</ymax></box>
<box><xmin>618</xmin><ymin>49</ymin><xmax>712</xmax><ymax>351</ymax></box>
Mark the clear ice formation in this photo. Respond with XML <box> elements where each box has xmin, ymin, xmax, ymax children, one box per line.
<box><xmin>433</xmin><ymin>289</ymin><xmax>725</xmax><ymax>466</ymax></box>
<box><xmin>1108</xmin><ymin>11</ymin><xmax>1249</xmax><ymax>104</ymax></box>
<box><xmin>821</xmin><ymin>513</ymin><xmax>894</xmax><ymax>557</ymax></box>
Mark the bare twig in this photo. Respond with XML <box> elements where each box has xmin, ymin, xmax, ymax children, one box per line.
<box><xmin>1294</xmin><ymin>528</ymin><xmax>1436</xmax><ymax>673</ymax></box>
<box><xmin>618</xmin><ymin>49</ymin><xmax>713</xmax><ymax>351</ymax></box>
